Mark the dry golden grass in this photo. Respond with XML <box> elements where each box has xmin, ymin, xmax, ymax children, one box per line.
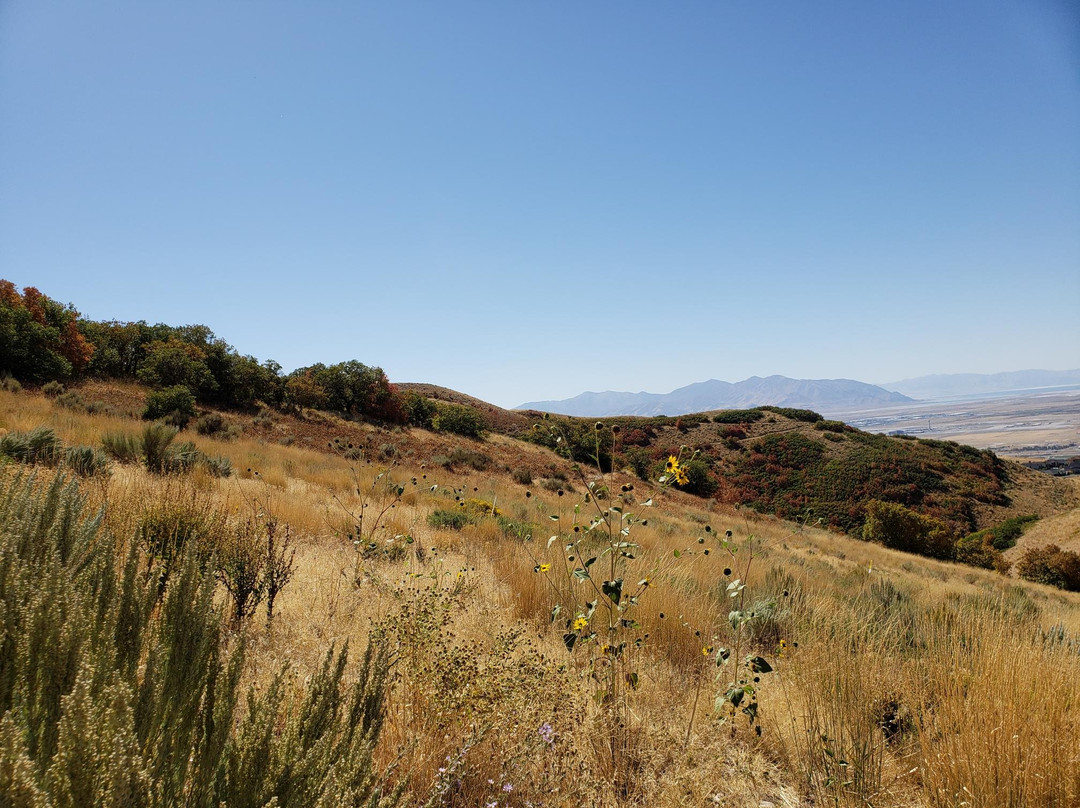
<box><xmin>1009</xmin><ymin>502</ymin><xmax>1080</xmax><ymax>557</ymax></box>
<box><xmin>4</xmin><ymin>385</ymin><xmax>1080</xmax><ymax>806</ymax></box>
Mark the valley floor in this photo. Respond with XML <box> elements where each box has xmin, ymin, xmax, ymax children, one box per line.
<box><xmin>835</xmin><ymin>390</ymin><xmax>1080</xmax><ymax>461</ymax></box>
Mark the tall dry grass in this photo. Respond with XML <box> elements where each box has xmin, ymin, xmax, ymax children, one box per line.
<box><xmin>3</xmin><ymin>386</ymin><xmax>1080</xmax><ymax>806</ymax></box>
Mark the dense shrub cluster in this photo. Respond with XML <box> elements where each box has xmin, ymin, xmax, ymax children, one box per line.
<box><xmin>195</xmin><ymin>411</ymin><xmax>238</xmax><ymax>438</ymax></box>
<box><xmin>143</xmin><ymin>384</ymin><xmax>198</xmax><ymax>426</ymax></box>
<box><xmin>285</xmin><ymin>360</ymin><xmax>405</xmax><ymax>422</ymax></box>
<box><xmin>814</xmin><ymin>419</ymin><xmax>851</xmax><ymax>433</ymax></box>
<box><xmin>1016</xmin><ymin>545</ymin><xmax>1080</xmax><ymax>591</ymax></box>
<box><xmin>0</xmin><ymin>426</ymin><xmax>63</xmax><ymax>465</ymax></box>
<box><xmin>723</xmin><ymin>429</ymin><xmax>1007</xmax><ymax>536</ymax></box>
<box><xmin>758</xmin><ymin>406</ymin><xmax>824</xmax><ymax>423</ymax></box>
<box><xmin>962</xmin><ymin>514</ymin><xmax>1038</xmax><ymax>551</ymax></box>
<box><xmin>403</xmin><ymin>391</ymin><xmax>437</xmax><ymax>429</ymax></box>
<box><xmin>432</xmin><ymin>403</ymin><xmax>486</xmax><ymax>438</ymax></box>
<box><xmin>712</xmin><ymin>409</ymin><xmax>766</xmax><ymax>424</ymax></box>
<box><xmin>861</xmin><ymin>499</ymin><xmax>954</xmax><ymax>559</ymax></box>
<box><xmin>954</xmin><ymin>536</ymin><xmax>1009</xmax><ymax>571</ymax></box>
<box><xmin>680</xmin><ymin>457</ymin><xmax>718</xmax><ymax>497</ymax></box>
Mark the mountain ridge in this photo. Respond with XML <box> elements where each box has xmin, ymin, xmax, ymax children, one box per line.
<box><xmin>881</xmin><ymin>369</ymin><xmax>1080</xmax><ymax>400</ymax></box>
<box><xmin>517</xmin><ymin>374</ymin><xmax>912</xmax><ymax>417</ymax></box>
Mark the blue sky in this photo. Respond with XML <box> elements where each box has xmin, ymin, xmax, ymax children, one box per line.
<box><xmin>1</xmin><ymin>1</ymin><xmax>1078</xmax><ymax>408</ymax></box>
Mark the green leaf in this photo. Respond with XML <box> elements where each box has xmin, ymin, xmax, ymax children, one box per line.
<box><xmin>548</xmin><ymin>535</ymin><xmax>558</xmax><ymax>548</ymax></box>
<box><xmin>602</xmin><ymin>578</ymin><xmax>624</xmax><ymax>605</ymax></box>
<box><xmin>572</xmin><ymin>568</ymin><xmax>590</xmax><ymax>581</ymax></box>
<box><xmin>726</xmin><ymin>687</ymin><xmax>744</xmax><ymax>708</ymax></box>
<box><xmin>716</xmin><ymin>647</ymin><xmax>731</xmax><ymax>665</ymax></box>
<box><xmin>626</xmin><ymin>671</ymin><xmax>639</xmax><ymax>690</ymax></box>
<box><xmin>563</xmin><ymin>632</ymin><xmax>577</xmax><ymax>652</ymax></box>
<box><xmin>747</xmin><ymin>656</ymin><xmax>773</xmax><ymax>673</ymax></box>
<box><xmin>673</xmin><ymin>549</ymin><xmax>681</xmax><ymax>558</ymax></box>
<box><xmin>550</xmin><ymin>604</ymin><xmax>562</xmax><ymax>623</ymax></box>
<box><xmin>584</xmin><ymin>556</ymin><xmax>597</xmax><ymax>568</ymax></box>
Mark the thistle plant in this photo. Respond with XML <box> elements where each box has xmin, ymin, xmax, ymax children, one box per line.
<box><xmin>327</xmin><ymin>438</ymin><xmax>406</xmax><ymax>582</ymax></box>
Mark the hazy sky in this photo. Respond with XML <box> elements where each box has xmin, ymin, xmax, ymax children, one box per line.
<box><xmin>2</xmin><ymin>1</ymin><xmax>1078</xmax><ymax>408</ymax></box>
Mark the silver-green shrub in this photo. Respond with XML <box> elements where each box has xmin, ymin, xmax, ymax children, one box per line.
<box><xmin>0</xmin><ymin>471</ymin><xmax>401</xmax><ymax>807</ymax></box>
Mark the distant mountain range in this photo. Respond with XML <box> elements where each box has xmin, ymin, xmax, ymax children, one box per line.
<box><xmin>881</xmin><ymin>369</ymin><xmax>1080</xmax><ymax>400</ymax></box>
<box><xmin>517</xmin><ymin>375</ymin><xmax>912</xmax><ymax>417</ymax></box>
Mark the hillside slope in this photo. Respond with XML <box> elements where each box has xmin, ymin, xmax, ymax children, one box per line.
<box><xmin>38</xmin><ymin>379</ymin><xmax>1080</xmax><ymax>544</ymax></box>
<box><xmin>4</xmin><ymin>382</ymin><xmax>1080</xmax><ymax>806</ymax></box>
<box><xmin>516</xmin><ymin>405</ymin><xmax>1079</xmax><ymax>540</ymax></box>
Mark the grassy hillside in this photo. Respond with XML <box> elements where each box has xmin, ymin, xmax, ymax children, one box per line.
<box><xmin>3</xmin><ymin>383</ymin><xmax>1080</xmax><ymax>806</ymax></box>
<box><xmin>517</xmin><ymin>407</ymin><xmax>1078</xmax><ymax>543</ymax></box>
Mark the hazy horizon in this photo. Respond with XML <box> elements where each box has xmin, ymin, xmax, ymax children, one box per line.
<box><xmin>2</xmin><ymin>1</ymin><xmax>1078</xmax><ymax>408</ymax></box>
<box><xmin>515</xmin><ymin>368</ymin><xmax>1080</xmax><ymax>409</ymax></box>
